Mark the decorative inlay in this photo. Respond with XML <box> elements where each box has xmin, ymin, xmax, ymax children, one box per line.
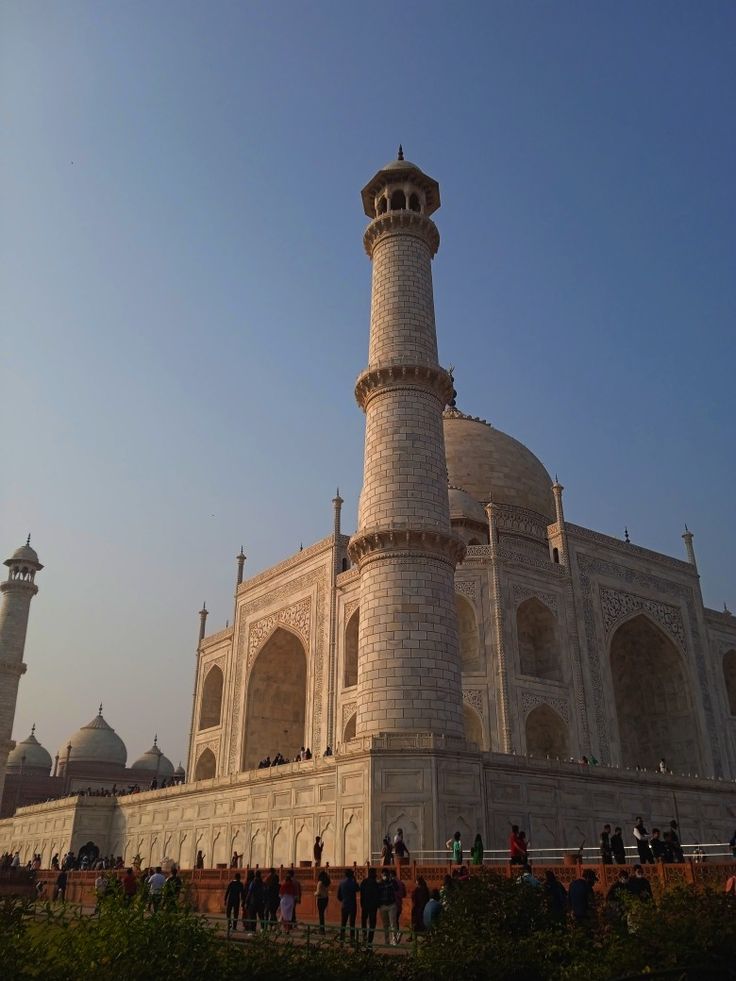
<box><xmin>455</xmin><ymin>578</ymin><xmax>479</xmax><ymax>604</ymax></box>
<box><xmin>196</xmin><ymin>738</ymin><xmax>219</xmax><ymax>760</ymax></box>
<box><xmin>497</xmin><ymin>546</ymin><xmax>566</xmax><ymax>575</ymax></box>
<box><xmin>462</xmin><ymin>689</ymin><xmax>484</xmax><ymax>713</ymax></box>
<box><xmin>203</xmin><ymin>656</ymin><xmax>226</xmax><ymax>679</ymax></box>
<box><xmin>246</xmin><ymin>598</ymin><xmax>311</xmax><ymax>672</ymax></box>
<box><xmin>344</xmin><ymin>599</ymin><xmax>360</xmax><ymax>623</ymax></box>
<box><xmin>491</xmin><ymin>504</ymin><xmax>549</xmax><ymax>543</ymax></box>
<box><xmin>512</xmin><ymin>583</ymin><xmax>560</xmax><ymax>616</ymax></box>
<box><xmin>599</xmin><ymin>586</ymin><xmax>685</xmax><ymax>650</ymax></box>
<box><xmin>341</xmin><ymin>701</ymin><xmax>357</xmax><ymax>726</ymax></box>
<box><xmin>520</xmin><ymin>690</ymin><xmax>570</xmax><ymax>724</ymax></box>
<box><xmin>566</xmin><ymin>524</ymin><xmax>692</xmax><ymax>572</ymax></box>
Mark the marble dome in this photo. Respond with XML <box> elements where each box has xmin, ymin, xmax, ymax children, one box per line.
<box><xmin>7</xmin><ymin>728</ymin><xmax>52</xmax><ymax>773</ymax></box>
<box><xmin>59</xmin><ymin>708</ymin><xmax>127</xmax><ymax>767</ymax></box>
<box><xmin>448</xmin><ymin>485</ymin><xmax>488</xmax><ymax>527</ymax></box>
<box><xmin>131</xmin><ymin>737</ymin><xmax>175</xmax><ymax>778</ymax></box>
<box><xmin>443</xmin><ymin>408</ymin><xmax>554</xmax><ymax>521</ymax></box>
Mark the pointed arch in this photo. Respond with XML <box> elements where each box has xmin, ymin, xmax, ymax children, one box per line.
<box><xmin>610</xmin><ymin>613</ymin><xmax>699</xmax><ymax>771</ymax></box>
<box><xmin>456</xmin><ymin>594</ymin><xmax>480</xmax><ymax>672</ymax></box>
<box><xmin>525</xmin><ymin>704</ymin><xmax>569</xmax><ymax>758</ymax></box>
<box><xmin>516</xmin><ymin>598</ymin><xmax>562</xmax><ymax>682</ymax></box>
<box><xmin>463</xmin><ymin>703</ymin><xmax>484</xmax><ymax>748</ymax></box>
<box><xmin>723</xmin><ymin>650</ymin><xmax>736</xmax><ymax>715</ymax></box>
<box><xmin>194</xmin><ymin>747</ymin><xmax>216</xmax><ymax>781</ymax></box>
<box><xmin>242</xmin><ymin>626</ymin><xmax>307</xmax><ymax>770</ymax></box>
<box><xmin>199</xmin><ymin>664</ymin><xmax>224</xmax><ymax>730</ymax></box>
<box><xmin>344</xmin><ymin>609</ymin><xmax>359</xmax><ymax>688</ymax></box>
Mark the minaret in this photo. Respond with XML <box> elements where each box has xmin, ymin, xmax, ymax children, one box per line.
<box><xmin>348</xmin><ymin>150</ymin><xmax>465</xmax><ymax>738</ymax></box>
<box><xmin>682</xmin><ymin>525</ymin><xmax>697</xmax><ymax>568</ymax></box>
<box><xmin>0</xmin><ymin>537</ymin><xmax>43</xmax><ymax>805</ymax></box>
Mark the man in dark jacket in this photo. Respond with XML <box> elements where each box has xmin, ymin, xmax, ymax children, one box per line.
<box><xmin>337</xmin><ymin>868</ymin><xmax>360</xmax><ymax>942</ymax></box>
<box><xmin>224</xmin><ymin>872</ymin><xmax>244</xmax><ymax>931</ymax></box>
<box><xmin>244</xmin><ymin>869</ymin><xmax>265</xmax><ymax>932</ymax></box>
<box><xmin>610</xmin><ymin>826</ymin><xmax>626</xmax><ymax>864</ymax></box>
<box><xmin>568</xmin><ymin>869</ymin><xmax>597</xmax><ymax>924</ymax></box>
<box><xmin>627</xmin><ymin>864</ymin><xmax>653</xmax><ymax>901</ymax></box>
<box><xmin>359</xmin><ymin>867</ymin><xmax>380</xmax><ymax>947</ymax></box>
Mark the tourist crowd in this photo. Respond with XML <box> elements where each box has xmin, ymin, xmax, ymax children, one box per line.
<box><xmin>257</xmin><ymin>746</ymin><xmax>333</xmax><ymax>768</ymax></box>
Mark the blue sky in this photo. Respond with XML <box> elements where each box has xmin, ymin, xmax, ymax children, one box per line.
<box><xmin>1</xmin><ymin>1</ymin><xmax>734</xmax><ymax>767</ymax></box>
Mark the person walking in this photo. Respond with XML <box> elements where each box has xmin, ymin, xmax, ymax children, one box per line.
<box><xmin>447</xmin><ymin>831</ymin><xmax>463</xmax><ymax>865</ymax></box>
<box><xmin>337</xmin><ymin>868</ymin><xmax>359</xmax><ymax>943</ymax></box>
<box><xmin>146</xmin><ymin>867</ymin><xmax>166</xmax><ymax>912</ymax></box>
<box><xmin>633</xmin><ymin>817</ymin><xmax>655</xmax><ymax>864</ymax></box>
<box><xmin>315</xmin><ymin>869</ymin><xmax>331</xmax><ymax>935</ymax></box>
<box><xmin>359</xmin><ymin>867</ymin><xmax>379</xmax><ymax>947</ymax></box>
<box><xmin>669</xmin><ymin>820</ymin><xmax>685</xmax><ymax>863</ymax></box>
<box><xmin>264</xmin><ymin>868</ymin><xmax>280</xmax><ymax>927</ymax></box>
<box><xmin>122</xmin><ymin>867</ymin><xmax>137</xmax><ymax>905</ymax></box>
<box><xmin>470</xmin><ymin>834</ymin><xmax>484</xmax><ymax>865</ymax></box>
<box><xmin>244</xmin><ymin>869</ymin><xmax>265</xmax><ymax>932</ymax></box>
<box><xmin>391</xmin><ymin>870</ymin><xmax>406</xmax><ymax>939</ymax></box>
<box><xmin>224</xmin><ymin>872</ymin><xmax>244</xmax><ymax>932</ymax></box>
<box><xmin>378</xmin><ymin>868</ymin><xmax>399</xmax><ymax>946</ymax></box>
<box><xmin>610</xmin><ymin>826</ymin><xmax>627</xmax><ymax>864</ymax></box>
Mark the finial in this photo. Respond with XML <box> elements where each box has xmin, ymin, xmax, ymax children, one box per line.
<box><xmin>684</xmin><ymin>523</ymin><xmax>689</xmax><ymax>534</ymax></box>
<box><xmin>26</xmin><ymin>533</ymin><xmax>31</xmax><ymax>546</ymax></box>
<box><xmin>624</xmin><ymin>527</ymin><xmax>630</xmax><ymax>544</ymax></box>
<box><xmin>299</xmin><ymin>542</ymin><xmax>303</xmax><ymax>552</ymax></box>
<box><xmin>98</xmin><ymin>702</ymin><xmax>103</xmax><ymax>716</ymax></box>
<box><xmin>238</xmin><ymin>545</ymin><xmax>245</xmax><ymax>558</ymax></box>
<box><xmin>154</xmin><ymin>733</ymin><xmax>158</xmax><ymax>746</ymax></box>
<box><xmin>555</xmin><ymin>474</ymin><xmax>559</xmax><ymax>484</ymax></box>
<box><xmin>31</xmin><ymin>723</ymin><xmax>36</xmax><ymax>736</ymax></box>
<box><xmin>397</xmin><ymin>144</ymin><xmax>404</xmax><ymax>161</ymax></box>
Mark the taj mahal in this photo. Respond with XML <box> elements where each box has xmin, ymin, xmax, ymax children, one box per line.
<box><xmin>1</xmin><ymin>152</ymin><xmax>735</xmax><ymax>868</ymax></box>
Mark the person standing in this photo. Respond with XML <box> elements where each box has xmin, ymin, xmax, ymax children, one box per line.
<box><xmin>122</xmin><ymin>867</ymin><xmax>137</xmax><ymax>905</ymax></box>
<box><xmin>633</xmin><ymin>817</ymin><xmax>654</xmax><ymax>864</ymax></box>
<box><xmin>470</xmin><ymin>834</ymin><xmax>484</xmax><ymax>865</ymax></box>
<box><xmin>224</xmin><ymin>872</ymin><xmax>244</xmax><ymax>932</ymax></box>
<box><xmin>650</xmin><ymin>828</ymin><xmax>666</xmax><ymax>862</ymax></box>
<box><xmin>315</xmin><ymin>869</ymin><xmax>331</xmax><ymax>935</ymax></box>
<box><xmin>337</xmin><ymin>868</ymin><xmax>359</xmax><ymax>943</ymax></box>
<box><xmin>611</xmin><ymin>826</ymin><xmax>627</xmax><ymax>864</ymax></box>
<box><xmin>359</xmin><ymin>867</ymin><xmax>379</xmax><ymax>946</ymax></box>
<box><xmin>244</xmin><ymin>869</ymin><xmax>265</xmax><ymax>932</ymax></box>
<box><xmin>394</xmin><ymin>829</ymin><xmax>410</xmax><ymax>863</ymax></box>
<box><xmin>606</xmin><ymin>870</ymin><xmax>630</xmax><ymax>923</ymax></box>
<box><xmin>423</xmin><ymin>889</ymin><xmax>442</xmax><ymax>930</ymax></box>
<box><xmin>264</xmin><ymin>868</ymin><xmax>281</xmax><ymax>927</ymax></box>
<box><xmin>378</xmin><ymin>868</ymin><xmax>399</xmax><ymax>946</ymax></box>
<box><xmin>55</xmin><ymin>869</ymin><xmax>68</xmax><ymax>902</ymax></box>
<box><xmin>627</xmin><ymin>864</ymin><xmax>653</xmax><ymax>901</ymax></box>
<box><xmin>380</xmin><ymin>835</ymin><xmax>393</xmax><ymax>865</ymax></box>
<box><xmin>568</xmin><ymin>869</ymin><xmax>597</xmax><ymax>925</ymax></box>
<box><xmin>669</xmin><ymin>820</ymin><xmax>685</xmax><ymax>863</ymax></box>
<box><xmin>447</xmin><ymin>831</ymin><xmax>463</xmax><ymax>865</ymax></box>
<box><xmin>543</xmin><ymin>870</ymin><xmax>567</xmax><ymax>922</ymax></box>
<box><xmin>509</xmin><ymin>825</ymin><xmax>525</xmax><ymax>866</ymax></box>
<box><xmin>313</xmin><ymin>836</ymin><xmax>324</xmax><ymax>867</ymax></box>
<box><xmin>147</xmin><ymin>867</ymin><xmax>166</xmax><ymax>912</ymax></box>
<box><xmin>391</xmin><ymin>870</ymin><xmax>406</xmax><ymax>939</ymax></box>
<box><xmin>600</xmin><ymin>824</ymin><xmax>613</xmax><ymax>864</ymax></box>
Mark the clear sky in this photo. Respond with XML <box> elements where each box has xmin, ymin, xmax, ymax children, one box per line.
<box><xmin>1</xmin><ymin>1</ymin><xmax>734</xmax><ymax>768</ymax></box>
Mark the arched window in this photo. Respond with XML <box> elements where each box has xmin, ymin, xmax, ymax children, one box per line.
<box><xmin>525</xmin><ymin>704</ymin><xmax>568</xmax><ymax>758</ymax></box>
<box><xmin>610</xmin><ymin>614</ymin><xmax>699</xmax><ymax>772</ymax></box>
<box><xmin>343</xmin><ymin>713</ymin><xmax>356</xmax><ymax>742</ymax></box>
<box><xmin>463</xmin><ymin>704</ymin><xmax>483</xmax><ymax>748</ymax></box>
<box><xmin>724</xmin><ymin>650</ymin><xmax>736</xmax><ymax>715</ymax></box>
<box><xmin>516</xmin><ymin>598</ymin><xmax>562</xmax><ymax>682</ymax></box>
<box><xmin>390</xmin><ymin>189</ymin><xmax>406</xmax><ymax>210</ymax></box>
<box><xmin>377</xmin><ymin>195</ymin><xmax>388</xmax><ymax>215</ymax></box>
<box><xmin>408</xmin><ymin>192</ymin><xmax>420</xmax><ymax>212</ymax></box>
<box><xmin>194</xmin><ymin>748</ymin><xmax>216</xmax><ymax>781</ymax></box>
<box><xmin>199</xmin><ymin>665</ymin><xmax>224</xmax><ymax>730</ymax></box>
<box><xmin>552</xmin><ymin>548</ymin><xmax>560</xmax><ymax>564</ymax></box>
<box><xmin>242</xmin><ymin>627</ymin><xmax>307</xmax><ymax>770</ymax></box>
<box><xmin>456</xmin><ymin>595</ymin><xmax>480</xmax><ymax>672</ymax></box>
<box><xmin>344</xmin><ymin>610</ymin><xmax>359</xmax><ymax>688</ymax></box>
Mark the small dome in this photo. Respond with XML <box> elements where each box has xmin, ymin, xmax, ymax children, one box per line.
<box><xmin>444</xmin><ymin>409</ymin><xmax>554</xmax><ymax>521</ymax></box>
<box><xmin>59</xmin><ymin>708</ymin><xmax>127</xmax><ymax>767</ymax></box>
<box><xmin>448</xmin><ymin>486</ymin><xmax>488</xmax><ymax>527</ymax></box>
<box><xmin>174</xmin><ymin>763</ymin><xmax>185</xmax><ymax>778</ymax></box>
<box><xmin>5</xmin><ymin>538</ymin><xmax>42</xmax><ymax>569</ymax></box>
<box><xmin>131</xmin><ymin>737</ymin><xmax>175</xmax><ymax>778</ymax></box>
<box><xmin>7</xmin><ymin>728</ymin><xmax>52</xmax><ymax>773</ymax></box>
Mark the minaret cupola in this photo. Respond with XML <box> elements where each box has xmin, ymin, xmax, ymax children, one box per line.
<box><xmin>361</xmin><ymin>145</ymin><xmax>441</xmax><ymax>220</ymax></box>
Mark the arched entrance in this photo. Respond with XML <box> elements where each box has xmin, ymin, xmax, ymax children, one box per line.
<box><xmin>344</xmin><ymin>610</ymin><xmax>359</xmax><ymax>688</ymax></box>
<box><xmin>463</xmin><ymin>703</ymin><xmax>484</xmax><ymax>748</ymax></box>
<box><xmin>243</xmin><ymin>627</ymin><xmax>307</xmax><ymax>770</ymax></box>
<box><xmin>610</xmin><ymin>614</ymin><xmax>699</xmax><ymax>772</ymax></box>
<box><xmin>525</xmin><ymin>704</ymin><xmax>568</xmax><ymax>757</ymax></box>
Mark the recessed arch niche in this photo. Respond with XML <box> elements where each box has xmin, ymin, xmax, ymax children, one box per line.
<box><xmin>242</xmin><ymin>627</ymin><xmax>307</xmax><ymax>770</ymax></box>
<box><xmin>199</xmin><ymin>664</ymin><xmax>224</xmax><ymax>730</ymax></box>
<box><xmin>525</xmin><ymin>704</ymin><xmax>569</xmax><ymax>758</ymax></box>
<box><xmin>456</xmin><ymin>595</ymin><xmax>480</xmax><ymax>672</ymax></box>
<box><xmin>463</xmin><ymin>704</ymin><xmax>484</xmax><ymax>748</ymax></box>
<box><xmin>344</xmin><ymin>609</ymin><xmax>359</xmax><ymax>688</ymax></box>
<box><xmin>194</xmin><ymin>748</ymin><xmax>216</xmax><ymax>781</ymax></box>
<box><xmin>343</xmin><ymin>713</ymin><xmax>356</xmax><ymax>742</ymax></box>
<box><xmin>610</xmin><ymin>614</ymin><xmax>699</xmax><ymax>772</ymax></box>
<box><xmin>517</xmin><ymin>598</ymin><xmax>562</xmax><ymax>682</ymax></box>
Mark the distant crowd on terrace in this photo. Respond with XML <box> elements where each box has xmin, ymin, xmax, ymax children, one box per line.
<box><xmin>257</xmin><ymin>746</ymin><xmax>328</xmax><ymax>768</ymax></box>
